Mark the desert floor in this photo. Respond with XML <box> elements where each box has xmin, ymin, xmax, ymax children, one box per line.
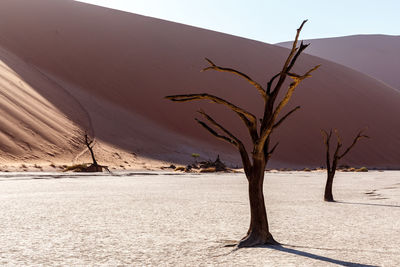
<box><xmin>0</xmin><ymin>171</ymin><xmax>399</xmax><ymax>266</ymax></box>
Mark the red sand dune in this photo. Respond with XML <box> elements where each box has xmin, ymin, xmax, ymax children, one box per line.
<box><xmin>1</xmin><ymin>0</ymin><xmax>400</xmax><ymax>169</ymax></box>
<box><xmin>0</xmin><ymin>46</ymin><xmax>83</xmax><ymax>164</ymax></box>
<box><xmin>278</xmin><ymin>35</ymin><xmax>400</xmax><ymax>90</ymax></box>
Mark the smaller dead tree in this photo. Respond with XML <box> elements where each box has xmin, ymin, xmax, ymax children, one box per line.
<box><xmin>82</xmin><ymin>134</ymin><xmax>109</xmax><ymax>172</ymax></box>
<box><xmin>321</xmin><ymin>129</ymin><xmax>369</xmax><ymax>202</ymax></box>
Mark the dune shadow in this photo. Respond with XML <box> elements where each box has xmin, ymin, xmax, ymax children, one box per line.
<box><xmin>336</xmin><ymin>201</ymin><xmax>400</xmax><ymax>208</ymax></box>
<box><xmin>0</xmin><ymin>173</ymin><xmax>112</xmax><ymax>181</ymax></box>
<box><xmin>266</xmin><ymin>245</ymin><xmax>377</xmax><ymax>267</ymax></box>
<box><xmin>0</xmin><ymin>171</ymin><xmax>181</xmax><ymax>181</ymax></box>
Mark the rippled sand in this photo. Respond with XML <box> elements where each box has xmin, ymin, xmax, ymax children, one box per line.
<box><xmin>0</xmin><ymin>171</ymin><xmax>399</xmax><ymax>266</ymax></box>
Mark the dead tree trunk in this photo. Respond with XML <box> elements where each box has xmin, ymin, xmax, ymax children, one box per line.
<box><xmin>166</xmin><ymin>20</ymin><xmax>319</xmax><ymax>247</ymax></box>
<box><xmin>84</xmin><ymin>134</ymin><xmax>106</xmax><ymax>172</ymax></box>
<box><xmin>85</xmin><ymin>134</ymin><xmax>98</xmax><ymax>166</ymax></box>
<box><xmin>241</xmin><ymin>156</ymin><xmax>278</xmax><ymax>245</ymax></box>
<box><xmin>324</xmin><ymin>171</ymin><xmax>335</xmax><ymax>202</ymax></box>
<box><xmin>321</xmin><ymin>129</ymin><xmax>368</xmax><ymax>202</ymax></box>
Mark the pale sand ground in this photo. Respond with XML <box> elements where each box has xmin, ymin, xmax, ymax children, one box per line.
<box><xmin>0</xmin><ymin>171</ymin><xmax>399</xmax><ymax>266</ymax></box>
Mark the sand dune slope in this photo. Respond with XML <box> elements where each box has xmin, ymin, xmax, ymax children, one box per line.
<box><xmin>278</xmin><ymin>35</ymin><xmax>400</xmax><ymax>90</ymax></box>
<box><xmin>0</xmin><ymin>46</ymin><xmax>222</xmax><ymax>169</ymax></box>
<box><xmin>0</xmin><ymin>47</ymin><xmax>83</xmax><ymax>165</ymax></box>
<box><xmin>1</xmin><ymin>0</ymin><xmax>400</xmax><ymax>168</ymax></box>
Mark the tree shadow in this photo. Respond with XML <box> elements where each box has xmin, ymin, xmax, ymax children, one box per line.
<box><xmin>218</xmin><ymin>241</ymin><xmax>378</xmax><ymax>266</ymax></box>
<box><xmin>336</xmin><ymin>201</ymin><xmax>400</xmax><ymax>208</ymax></box>
<box><xmin>266</xmin><ymin>245</ymin><xmax>378</xmax><ymax>267</ymax></box>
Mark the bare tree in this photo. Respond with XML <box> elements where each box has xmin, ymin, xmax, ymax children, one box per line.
<box><xmin>166</xmin><ymin>20</ymin><xmax>319</xmax><ymax>247</ymax></box>
<box><xmin>321</xmin><ymin>129</ymin><xmax>369</xmax><ymax>202</ymax></box>
<box><xmin>83</xmin><ymin>134</ymin><xmax>109</xmax><ymax>172</ymax></box>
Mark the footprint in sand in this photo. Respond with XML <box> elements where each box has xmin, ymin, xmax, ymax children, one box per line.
<box><xmin>364</xmin><ymin>185</ymin><xmax>399</xmax><ymax>200</ymax></box>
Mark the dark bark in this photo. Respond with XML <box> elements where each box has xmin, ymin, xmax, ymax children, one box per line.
<box><xmin>85</xmin><ymin>134</ymin><xmax>98</xmax><ymax>166</ymax></box>
<box><xmin>238</xmin><ymin>157</ymin><xmax>278</xmax><ymax>247</ymax></box>
<box><xmin>166</xmin><ymin>20</ymin><xmax>319</xmax><ymax>247</ymax></box>
<box><xmin>321</xmin><ymin>129</ymin><xmax>368</xmax><ymax>202</ymax></box>
<box><xmin>324</xmin><ymin>172</ymin><xmax>335</xmax><ymax>202</ymax></box>
<box><xmin>88</xmin><ymin>144</ymin><xmax>98</xmax><ymax>166</ymax></box>
<box><xmin>83</xmin><ymin>134</ymin><xmax>109</xmax><ymax>173</ymax></box>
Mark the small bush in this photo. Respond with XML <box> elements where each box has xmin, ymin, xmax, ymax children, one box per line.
<box><xmin>356</xmin><ymin>167</ymin><xmax>368</xmax><ymax>172</ymax></box>
<box><xmin>200</xmin><ymin>167</ymin><xmax>217</xmax><ymax>173</ymax></box>
<box><xmin>63</xmin><ymin>163</ymin><xmax>89</xmax><ymax>172</ymax></box>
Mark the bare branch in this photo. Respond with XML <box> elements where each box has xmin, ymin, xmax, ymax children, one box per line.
<box><xmin>338</xmin><ymin>129</ymin><xmax>369</xmax><ymax>159</ymax></box>
<box><xmin>260</xmin><ymin>81</ymin><xmax>299</xmax><ymax>144</ymax></box>
<box><xmin>261</xmin><ymin>20</ymin><xmax>311</xmax><ymax>134</ymax></box>
<box><xmin>278</xmin><ymin>20</ymin><xmax>308</xmax><ymax>77</ymax></box>
<box><xmin>287</xmin><ymin>64</ymin><xmax>321</xmax><ymax>81</ymax></box>
<box><xmin>273</xmin><ymin>106</ymin><xmax>301</xmax><ymax>129</ymax></box>
<box><xmin>259</xmin><ymin>64</ymin><xmax>320</xmax><ymax>150</ymax></box>
<box><xmin>266</xmin><ymin>72</ymin><xmax>281</xmax><ymax>95</ymax></box>
<box><xmin>322</xmin><ymin>128</ymin><xmax>369</xmax><ymax>174</ymax></box>
<box><xmin>202</xmin><ymin>58</ymin><xmax>267</xmax><ymax>100</ymax></box>
<box><xmin>267</xmin><ymin>142</ymin><xmax>279</xmax><ymax>159</ymax></box>
<box><xmin>84</xmin><ymin>134</ymin><xmax>93</xmax><ymax>147</ymax></box>
<box><xmin>274</xmin><ymin>64</ymin><xmax>320</xmax><ymax>118</ymax></box>
<box><xmin>287</xmin><ymin>41</ymin><xmax>310</xmax><ymax>72</ymax></box>
<box><xmin>321</xmin><ymin>129</ymin><xmax>332</xmax><ymax>171</ymax></box>
<box><xmin>84</xmin><ymin>133</ymin><xmax>97</xmax><ymax>166</ymax></box>
<box><xmin>195</xmin><ymin>119</ymin><xmax>236</xmax><ymax>146</ymax></box>
<box><xmin>334</xmin><ymin>129</ymin><xmax>342</xmax><ymax>146</ymax></box>
<box><xmin>166</xmin><ymin>93</ymin><xmax>258</xmax><ymax>142</ymax></box>
<box><xmin>198</xmin><ymin>110</ymin><xmax>241</xmax><ymax>146</ymax></box>
<box><xmin>321</xmin><ymin>129</ymin><xmax>332</xmax><ymax>145</ymax></box>
<box><xmin>269</xmin><ymin>20</ymin><xmax>308</xmax><ymax>99</ymax></box>
<box><xmin>166</xmin><ymin>93</ymin><xmax>255</xmax><ymax>122</ymax></box>
<box><xmin>196</xmin><ymin>111</ymin><xmax>252</xmax><ymax>175</ymax></box>
<box><xmin>332</xmin><ymin>130</ymin><xmax>342</xmax><ymax>163</ymax></box>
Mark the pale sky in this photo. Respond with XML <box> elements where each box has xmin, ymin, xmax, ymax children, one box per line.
<box><xmin>75</xmin><ymin>0</ymin><xmax>400</xmax><ymax>44</ymax></box>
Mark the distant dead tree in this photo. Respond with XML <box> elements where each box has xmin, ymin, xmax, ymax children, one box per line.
<box><xmin>83</xmin><ymin>134</ymin><xmax>109</xmax><ymax>172</ymax></box>
<box><xmin>321</xmin><ymin>129</ymin><xmax>369</xmax><ymax>202</ymax></box>
<box><xmin>166</xmin><ymin>20</ymin><xmax>319</xmax><ymax>247</ymax></box>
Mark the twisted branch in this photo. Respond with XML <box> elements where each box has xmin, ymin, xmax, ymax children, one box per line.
<box><xmin>202</xmin><ymin>58</ymin><xmax>267</xmax><ymax>100</ymax></box>
<box><xmin>338</xmin><ymin>129</ymin><xmax>369</xmax><ymax>159</ymax></box>
<box><xmin>267</xmin><ymin>142</ymin><xmax>279</xmax><ymax>160</ymax></box>
<box><xmin>287</xmin><ymin>41</ymin><xmax>310</xmax><ymax>72</ymax></box>
<box><xmin>197</xmin><ymin>110</ymin><xmax>241</xmax><ymax>146</ymax></box>
<box><xmin>266</xmin><ymin>73</ymin><xmax>281</xmax><ymax>95</ymax></box>
<box><xmin>269</xmin><ymin>20</ymin><xmax>308</xmax><ymax>99</ymax></box>
<box><xmin>195</xmin><ymin>119</ymin><xmax>235</xmax><ymax>145</ymax></box>
<box><xmin>273</xmin><ymin>106</ymin><xmax>301</xmax><ymax>129</ymax></box>
<box><xmin>166</xmin><ymin>93</ymin><xmax>258</xmax><ymax>142</ymax></box>
<box><xmin>196</xmin><ymin>110</ymin><xmax>252</xmax><ymax>175</ymax></box>
<box><xmin>321</xmin><ymin>129</ymin><xmax>369</xmax><ymax>172</ymax></box>
<box><xmin>281</xmin><ymin>20</ymin><xmax>308</xmax><ymax>74</ymax></box>
<box><xmin>259</xmin><ymin>64</ymin><xmax>320</xmax><ymax>149</ymax></box>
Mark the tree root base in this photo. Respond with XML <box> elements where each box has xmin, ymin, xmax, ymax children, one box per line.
<box><xmin>237</xmin><ymin>233</ymin><xmax>280</xmax><ymax>248</ymax></box>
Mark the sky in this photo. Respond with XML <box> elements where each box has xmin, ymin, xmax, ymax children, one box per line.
<box><xmin>75</xmin><ymin>0</ymin><xmax>400</xmax><ymax>44</ymax></box>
